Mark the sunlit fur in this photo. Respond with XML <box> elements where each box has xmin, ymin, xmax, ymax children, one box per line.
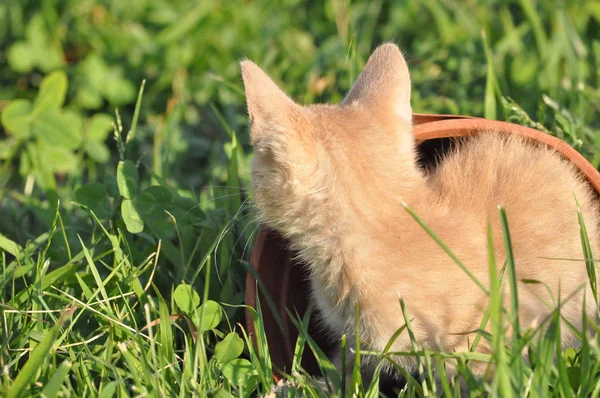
<box><xmin>241</xmin><ymin>43</ymin><xmax>600</xmax><ymax>381</ymax></box>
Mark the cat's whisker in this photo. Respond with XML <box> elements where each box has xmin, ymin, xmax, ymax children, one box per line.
<box><xmin>243</xmin><ymin>224</ymin><xmax>260</xmax><ymax>260</ymax></box>
<box><xmin>230</xmin><ymin>220</ymin><xmax>259</xmax><ymax>269</ymax></box>
<box><xmin>227</xmin><ymin>199</ymin><xmax>257</xmax><ymax>265</ymax></box>
<box><xmin>199</xmin><ymin>185</ymin><xmax>248</xmax><ymax>190</ymax></box>
<box><xmin>210</xmin><ymin>196</ymin><xmax>254</xmax><ymax>283</ymax></box>
<box><xmin>201</xmin><ymin>192</ymin><xmax>249</xmax><ymax>204</ymax></box>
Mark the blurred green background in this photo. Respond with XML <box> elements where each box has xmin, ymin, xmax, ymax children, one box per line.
<box><xmin>1</xmin><ymin>1</ymin><xmax>599</xmax><ymax>196</ymax></box>
<box><xmin>1</xmin><ymin>1</ymin><xmax>600</xmax><ymax>396</ymax></box>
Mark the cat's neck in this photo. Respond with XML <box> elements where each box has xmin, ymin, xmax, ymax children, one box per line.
<box><xmin>282</xmin><ymin>159</ymin><xmax>431</xmax><ymax>309</ymax></box>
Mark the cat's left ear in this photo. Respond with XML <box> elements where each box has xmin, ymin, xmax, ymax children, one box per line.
<box><xmin>342</xmin><ymin>43</ymin><xmax>412</xmax><ymax>124</ymax></box>
<box><xmin>240</xmin><ymin>60</ymin><xmax>304</xmax><ymax>144</ymax></box>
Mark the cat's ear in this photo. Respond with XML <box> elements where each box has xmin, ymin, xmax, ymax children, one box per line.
<box><xmin>241</xmin><ymin>60</ymin><xmax>304</xmax><ymax>143</ymax></box>
<box><xmin>342</xmin><ymin>43</ymin><xmax>412</xmax><ymax>123</ymax></box>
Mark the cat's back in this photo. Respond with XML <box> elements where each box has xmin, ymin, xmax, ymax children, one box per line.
<box><xmin>429</xmin><ymin>134</ymin><xmax>594</xmax><ymax>216</ymax></box>
<box><xmin>428</xmin><ymin>132</ymin><xmax>600</xmax><ymax>261</ymax></box>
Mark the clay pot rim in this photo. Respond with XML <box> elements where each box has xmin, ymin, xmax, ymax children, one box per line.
<box><xmin>411</xmin><ymin>115</ymin><xmax>600</xmax><ymax>193</ymax></box>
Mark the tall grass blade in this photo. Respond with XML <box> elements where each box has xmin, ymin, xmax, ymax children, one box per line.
<box><xmin>401</xmin><ymin>201</ymin><xmax>489</xmax><ymax>295</ymax></box>
<box><xmin>40</xmin><ymin>360</ymin><xmax>72</xmax><ymax>398</ymax></box>
<box><xmin>518</xmin><ymin>0</ymin><xmax>549</xmax><ymax>57</ymax></box>
<box><xmin>575</xmin><ymin>196</ymin><xmax>598</xmax><ymax>308</ymax></box>
<box><xmin>350</xmin><ymin>302</ymin><xmax>362</xmax><ymax>396</ymax></box>
<box><xmin>499</xmin><ymin>206</ymin><xmax>524</xmax><ymax>393</ymax></box>
<box><xmin>126</xmin><ymin>79</ymin><xmax>146</xmax><ymax>149</ymax></box>
<box><xmin>482</xmin><ymin>29</ymin><xmax>500</xmax><ymax>120</ymax></box>
<box><xmin>287</xmin><ymin>308</ymin><xmax>341</xmax><ymax>393</ymax></box>
<box><xmin>399</xmin><ymin>298</ymin><xmax>423</xmax><ymax>376</ymax></box>
<box><xmin>487</xmin><ymin>218</ymin><xmax>512</xmax><ymax>397</ymax></box>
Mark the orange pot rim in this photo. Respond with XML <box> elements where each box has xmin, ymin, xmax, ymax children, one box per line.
<box><xmin>411</xmin><ymin>114</ymin><xmax>600</xmax><ymax>193</ymax></box>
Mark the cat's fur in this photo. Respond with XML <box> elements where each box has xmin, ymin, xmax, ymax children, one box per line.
<box><xmin>241</xmin><ymin>43</ymin><xmax>599</xmax><ymax>382</ymax></box>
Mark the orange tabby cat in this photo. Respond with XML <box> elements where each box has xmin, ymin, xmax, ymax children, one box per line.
<box><xmin>241</xmin><ymin>43</ymin><xmax>599</xmax><ymax>383</ymax></box>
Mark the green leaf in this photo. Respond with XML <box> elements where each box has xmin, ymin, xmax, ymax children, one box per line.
<box><xmin>84</xmin><ymin>140</ymin><xmax>110</xmax><ymax>163</ymax></box>
<box><xmin>87</xmin><ymin>114</ymin><xmax>114</xmax><ymax>142</ymax></box>
<box><xmin>104</xmin><ymin>171</ymin><xmax>120</xmax><ymax>199</ymax></box>
<box><xmin>173</xmin><ymin>283</ymin><xmax>200</xmax><ymax>315</ymax></box>
<box><xmin>104</xmin><ymin>76</ymin><xmax>137</xmax><ymax>105</ymax></box>
<box><xmin>120</xmin><ymin>199</ymin><xmax>143</xmax><ymax>233</ymax></box>
<box><xmin>170</xmin><ymin>195</ymin><xmax>204</xmax><ymax>225</ymax></box>
<box><xmin>564</xmin><ymin>347</ymin><xmax>577</xmax><ymax>366</ymax></box>
<box><xmin>566</xmin><ymin>366</ymin><xmax>581</xmax><ymax>390</ymax></box>
<box><xmin>75</xmin><ymin>183</ymin><xmax>113</xmax><ymax>219</ymax></box>
<box><xmin>26</xmin><ymin>14</ymin><xmax>49</xmax><ymax>50</ymax></box>
<box><xmin>76</xmin><ymin>86</ymin><xmax>103</xmax><ymax>109</ymax></box>
<box><xmin>0</xmin><ymin>233</ymin><xmax>22</xmax><ymax>257</ymax></box>
<box><xmin>34</xmin><ymin>71</ymin><xmax>68</xmax><ymax>112</ymax></box>
<box><xmin>61</xmin><ymin>110</ymin><xmax>84</xmax><ymax>147</ymax></box>
<box><xmin>220</xmin><ymin>358</ymin><xmax>254</xmax><ymax>387</ymax></box>
<box><xmin>117</xmin><ymin>160</ymin><xmax>139</xmax><ymax>199</ymax></box>
<box><xmin>31</xmin><ymin>111</ymin><xmax>82</xmax><ymax>149</ymax></box>
<box><xmin>138</xmin><ymin>186</ymin><xmax>172</xmax><ymax>205</ymax></box>
<box><xmin>79</xmin><ymin>55</ymin><xmax>136</xmax><ymax>106</ymax></box>
<box><xmin>1</xmin><ymin>99</ymin><xmax>32</xmax><ymax>139</ymax></box>
<box><xmin>193</xmin><ymin>300</ymin><xmax>222</xmax><ymax>331</ymax></box>
<box><xmin>21</xmin><ymin>142</ymin><xmax>56</xmax><ymax>189</ymax></box>
<box><xmin>134</xmin><ymin>186</ymin><xmax>174</xmax><ymax>236</ymax></box>
<box><xmin>214</xmin><ymin>332</ymin><xmax>244</xmax><ymax>363</ymax></box>
<box><xmin>213</xmin><ymin>388</ymin><xmax>235</xmax><ymax>398</ymax></box>
<box><xmin>0</xmin><ymin>138</ymin><xmax>18</xmax><ymax>159</ymax></box>
<box><xmin>37</xmin><ymin>47</ymin><xmax>65</xmax><ymax>73</ymax></box>
<box><xmin>37</xmin><ymin>141</ymin><xmax>78</xmax><ymax>173</ymax></box>
<box><xmin>98</xmin><ymin>381</ymin><xmax>119</xmax><ymax>398</ymax></box>
<box><xmin>7</xmin><ymin>42</ymin><xmax>35</xmax><ymax>73</ymax></box>
<box><xmin>40</xmin><ymin>360</ymin><xmax>72</xmax><ymax>398</ymax></box>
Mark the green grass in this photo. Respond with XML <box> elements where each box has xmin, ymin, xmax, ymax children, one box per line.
<box><xmin>1</xmin><ymin>0</ymin><xmax>600</xmax><ymax>396</ymax></box>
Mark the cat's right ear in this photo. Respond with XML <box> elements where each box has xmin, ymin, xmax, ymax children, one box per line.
<box><xmin>241</xmin><ymin>60</ymin><xmax>304</xmax><ymax>145</ymax></box>
<box><xmin>342</xmin><ymin>43</ymin><xmax>412</xmax><ymax>124</ymax></box>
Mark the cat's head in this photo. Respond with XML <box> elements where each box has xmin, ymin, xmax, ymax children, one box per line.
<box><xmin>241</xmin><ymin>43</ymin><xmax>417</xmax><ymax>234</ymax></box>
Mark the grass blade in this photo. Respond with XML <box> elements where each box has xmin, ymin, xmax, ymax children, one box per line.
<box><xmin>487</xmin><ymin>218</ymin><xmax>512</xmax><ymax>397</ymax></box>
<box><xmin>125</xmin><ymin>79</ymin><xmax>146</xmax><ymax>150</ymax></box>
<box><xmin>575</xmin><ymin>196</ymin><xmax>598</xmax><ymax>307</ymax></box>
<box><xmin>7</xmin><ymin>307</ymin><xmax>75</xmax><ymax>398</ymax></box>
<box><xmin>482</xmin><ymin>29</ymin><xmax>500</xmax><ymax>120</ymax></box>
<box><xmin>401</xmin><ymin>201</ymin><xmax>489</xmax><ymax>295</ymax></box>
<box><xmin>499</xmin><ymin>206</ymin><xmax>525</xmax><ymax>394</ymax></box>
<box><xmin>40</xmin><ymin>360</ymin><xmax>72</xmax><ymax>398</ymax></box>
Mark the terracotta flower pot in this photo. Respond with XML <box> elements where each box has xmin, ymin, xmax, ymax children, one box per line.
<box><xmin>244</xmin><ymin>113</ymin><xmax>600</xmax><ymax>378</ymax></box>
